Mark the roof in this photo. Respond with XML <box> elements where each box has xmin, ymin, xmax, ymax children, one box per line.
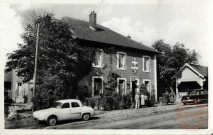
<box><xmin>172</xmin><ymin>63</ymin><xmax>208</xmax><ymax>79</ymax></box>
<box><xmin>57</xmin><ymin>99</ymin><xmax>81</xmax><ymax>103</ymax></box>
<box><xmin>189</xmin><ymin>64</ymin><xmax>208</xmax><ymax>77</ymax></box>
<box><xmin>62</xmin><ymin>17</ymin><xmax>159</xmax><ymax>53</ymax></box>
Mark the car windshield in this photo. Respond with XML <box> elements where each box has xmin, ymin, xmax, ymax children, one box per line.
<box><xmin>51</xmin><ymin>102</ymin><xmax>62</xmax><ymax>108</ymax></box>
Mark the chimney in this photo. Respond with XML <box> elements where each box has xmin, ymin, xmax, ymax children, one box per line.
<box><xmin>89</xmin><ymin>11</ymin><xmax>96</xmax><ymax>30</ymax></box>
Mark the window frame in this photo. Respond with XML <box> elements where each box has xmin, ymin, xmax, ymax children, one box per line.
<box><xmin>92</xmin><ymin>76</ymin><xmax>104</xmax><ymax>97</ymax></box>
<box><xmin>71</xmin><ymin>102</ymin><xmax>80</xmax><ymax>108</ymax></box>
<box><xmin>143</xmin><ymin>56</ymin><xmax>151</xmax><ymax>72</ymax></box>
<box><xmin>117</xmin><ymin>78</ymin><xmax>127</xmax><ymax>95</ymax></box>
<box><xmin>93</xmin><ymin>49</ymin><xmax>104</xmax><ymax>68</ymax></box>
<box><xmin>117</xmin><ymin>52</ymin><xmax>127</xmax><ymax>70</ymax></box>
<box><xmin>143</xmin><ymin>79</ymin><xmax>151</xmax><ymax>93</ymax></box>
<box><xmin>61</xmin><ymin>102</ymin><xmax>70</xmax><ymax>109</ymax></box>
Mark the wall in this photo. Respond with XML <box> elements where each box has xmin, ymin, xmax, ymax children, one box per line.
<box><xmin>78</xmin><ymin>44</ymin><xmax>157</xmax><ymax>99</ymax></box>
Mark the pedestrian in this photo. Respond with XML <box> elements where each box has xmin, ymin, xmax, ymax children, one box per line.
<box><xmin>144</xmin><ymin>93</ymin><xmax>148</xmax><ymax>108</ymax></box>
<box><xmin>169</xmin><ymin>92</ymin><xmax>174</xmax><ymax>103</ymax></box>
<box><xmin>141</xmin><ymin>93</ymin><xmax>145</xmax><ymax>107</ymax></box>
<box><xmin>135</xmin><ymin>92</ymin><xmax>140</xmax><ymax>109</ymax></box>
<box><xmin>150</xmin><ymin>90</ymin><xmax>155</xmax><ymax>107</ymax></box>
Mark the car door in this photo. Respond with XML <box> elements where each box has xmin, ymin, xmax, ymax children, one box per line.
<box><xmin>70</xmin><ymin>102</ymin><xmax>82</xmax><ymax>119</ymax></box>
<box><xmin>58</xmin><ymin>102</ymin><xmax>72</xmax><ymax>121</ymax></box>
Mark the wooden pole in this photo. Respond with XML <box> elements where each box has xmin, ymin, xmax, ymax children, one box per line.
<box><xmin>32</xmin><ymin>23</ymin><xmax>40</xmax><ymax>112</ymax></box>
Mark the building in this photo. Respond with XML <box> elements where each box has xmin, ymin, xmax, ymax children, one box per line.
<box><xmin>4</xmin><ymin>69</ymin><xmax>33</xmax><ymax>103</ymax></box>
<box><xmin>4</xmin><ymin>11</ymin><xmax>159</xmax><ymax>103</ymax></box>
<box><xmin>62</xmin><ymin>11</ymin><xmax>159</xmax><ymax>100</ymax></box>
<box><xmin>172</xmin><ymin>63</ymin><xmax>208</xmax><ymax>102</ymax></box>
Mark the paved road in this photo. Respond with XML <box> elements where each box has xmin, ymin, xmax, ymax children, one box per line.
<box><xmin>46</xmin><ymin>107</ymin><xmax>208</xmax><ymax>129</ymax></box>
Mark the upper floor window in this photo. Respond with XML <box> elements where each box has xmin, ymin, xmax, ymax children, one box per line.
<box><xmin>117</xmin><ymin>52</ymin><xmax>126</xmax><ymax>70</ymax></box>
<box><xmin>93</xmin><ymin>49</ymin><xmax>103</xmax><ymax>68</ymax></box>
<box><xmin>143</xmin><ymin>56</ymin><xmax>151</xmax><ymax>72</ymax></box>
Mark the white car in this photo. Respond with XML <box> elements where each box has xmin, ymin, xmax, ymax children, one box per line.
<box><xmin>33</xmin><ymin>99</ymin><xmax>95</xmax><ymax>126</ymax></box>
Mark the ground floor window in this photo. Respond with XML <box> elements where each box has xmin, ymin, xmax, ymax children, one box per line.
<box><xmin>117</xmin><ymin>78</ymin><xmax>126</xmax><ymax>95</ymax></box>
<box><xmin>143</xmin><ymin>79</ymin><xmax>151</xmax><ymax>93</ymax></box>
<box><xmin>92</xmin><ymin>77</ymin><xmax>103</xmax><ymax>97</ymax></box>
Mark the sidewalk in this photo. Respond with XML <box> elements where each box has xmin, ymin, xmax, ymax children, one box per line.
<box><xmin>46</xmin><ymin>103</ymin><xmax>208</xmax><ymax>129</ymax></box>
<box><xmin>94</xmin><ymin>103</ymin><xmax>207</xmax><ymax>122</ymax></box>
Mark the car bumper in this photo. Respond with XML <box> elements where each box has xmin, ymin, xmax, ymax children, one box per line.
<box><xmin>182</xmin><ymin>99</ymin><xmax>194</xmax><ymax>104</ymax></box>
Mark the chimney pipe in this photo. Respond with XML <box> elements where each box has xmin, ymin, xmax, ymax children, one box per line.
<box><xmin>89</xmin><ymin>11</ymin><xmax>96</xmax><ymax>30</ymax></box>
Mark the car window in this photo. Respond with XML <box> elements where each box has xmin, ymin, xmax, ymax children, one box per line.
<box><xmin>71</xmin><ymin>102</ymin><xmax>80</xmax><ymax>108</ymax></box>
<box><xmin>61</xmin><ymin>103</ymin><xmax>70</xmax><ymax>109</ymax></box>
<box><xmin>51</xmin><ymin>102</ymin><xmax>62</xmax><ymax>108</ymax></box>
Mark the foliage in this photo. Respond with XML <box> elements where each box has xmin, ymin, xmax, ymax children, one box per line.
<box><xmin>107</xmin><ymin>72</ymin><xmax>120</xmax><ymax>89</ymax></box>
<box><xmin>162</xmin><ymin>91</ymin><xmax>169</xmax><ymax>104</ymax></box>
<box><xmin>100</xmin><ymin>86</ymin><xmax>118</xmax><ymax>110</ymax></box>
<box><xmin>124</xmin><ymin>93</ymin><xmax>132</xmax><ymax>108</ymax></box>
<box><xmin>152</xmin><ymin>40</ymin><xmax>200</xmax><ymax>96</ymax></box>
<box><xmin>140</xmin><ymin>84</ymin><xmax>150</xmax><ymax>96</ymax></box>
<box><xmin>5</xmin><ymin>10</ymin><xmax>95</xmax><ymax>110</ymax></box>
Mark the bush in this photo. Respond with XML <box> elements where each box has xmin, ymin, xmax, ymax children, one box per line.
<box><xmin>162</xmin><ymin>92</ymin><xmax>169</xmax><ymax>104</ymax></box>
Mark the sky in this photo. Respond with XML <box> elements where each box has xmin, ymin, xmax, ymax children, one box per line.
<box><xmin>1</xmin><ymin>0</ymin><xmax>213</xmax><ymax>67</ymax></box>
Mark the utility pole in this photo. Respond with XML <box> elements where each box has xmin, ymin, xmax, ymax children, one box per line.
<box><xmin>32</xmin><ymin>23</ymin><xmax>40</xmax><ymax>112</ymax></box>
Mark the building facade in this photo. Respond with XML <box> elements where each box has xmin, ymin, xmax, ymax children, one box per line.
<box><xmin>63</xmin><ymin>11</ymin><xmax>159</xmax><ymax>100</ymax></box>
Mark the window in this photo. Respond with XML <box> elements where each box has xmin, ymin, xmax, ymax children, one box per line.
<box><xmin>93</xmin><ymin>49</ymin><xmax>103</xmax><ymax>68</ymax></box>
<box><xmin>71</xmin><ymin>102</ymin><xmax>80</xmax><ymax>108</ymax></box>
<box><xmin>61</xmin><ymin>103</ymin><xmax>70</xmax><ymax>109</ymax></box>
<box><xmin>117</xmin><ymin>52</ymin><xmax>126</xmax><ymax>70</ymax></box>
<box><xmin>143</xmin><ymin>80</ymin><xmax>151</xmax><ymax>93</ymax></box>
<box><xmin>117</xmin><ymin>78</ymin><xmax>126</xmax><ymax>94</ymax></box>
<box><xmin>143</xmin><ymin>56</ymin><xmax>150</xmax><ymax>72</ymax></box>
<box><xmin>92</xmin><ymin>77</ymin><xmax>103</xmax><ymax>97</ymax></box>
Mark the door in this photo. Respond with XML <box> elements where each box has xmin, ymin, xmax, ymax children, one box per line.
<box><xmin>70</xmin><ymin>102</ymin><xmax>82</xmax><ymax>119</ymax></box>
<box><xmin>58</xmin><ymin>102</ymin><xmax>72</xmax><ymax>121</ymax></box>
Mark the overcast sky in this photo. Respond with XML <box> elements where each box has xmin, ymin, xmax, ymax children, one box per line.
<box><xmin>1</xmin><ymin>0</ymin><xmax>213</xmax><ymax>66</ymax></box>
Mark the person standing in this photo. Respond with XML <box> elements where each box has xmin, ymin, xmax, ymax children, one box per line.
<box><xmin>144</xmin><ymin>93</ymin><xmax>148</xmax><ymax>108</ymax></box>
<box><xmin>141</xmin><ymin>93</ymin><xmax>145</xmax><ymax>107</ymax></box>
<box><xmin>135</xmin><ymin>92</ymin><xmax>140</xmax><ymax>109</ymax></box>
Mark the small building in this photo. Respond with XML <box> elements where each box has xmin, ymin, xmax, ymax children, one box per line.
<box><xmin>172</xmin><ymin>63</ymin><xmax>208</xmax><ymax>102</ymax></box>
<box><xmin>4</xmin><ymin>69</ymin><xmax>33</xmax><ymax>103</ymax></box>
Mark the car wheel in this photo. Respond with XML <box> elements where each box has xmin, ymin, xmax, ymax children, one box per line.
<box><xmin>82</xmin><ymin>113</ymin><xmax>90</xmax><ymax>121</ymax></box>
<box><xmin>47</xmin><ymin>116</ymin><xmax>57</xmax><ymax>126</ymax></box>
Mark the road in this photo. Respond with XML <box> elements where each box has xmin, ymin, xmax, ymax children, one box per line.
<box><xmin>46</xmin><ymin>107</ymin><xmax>208</xmax><ymax>129</ymax></box>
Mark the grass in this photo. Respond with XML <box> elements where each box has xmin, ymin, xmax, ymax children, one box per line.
<box><xmin>4</xmin><ymin>116</ymin><xmax>46</xmax><ymax>129</ymax></box>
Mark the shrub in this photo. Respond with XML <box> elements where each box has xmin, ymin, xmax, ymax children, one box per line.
<box><xmin>162</xmin><ymin>92</ymin><xmax>169</xmax><ymax>104</ymax></box>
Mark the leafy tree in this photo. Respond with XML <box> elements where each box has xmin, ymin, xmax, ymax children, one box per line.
<box><xmin>5</xmin><ymin>10</ymin><xmax>95</xmax><ymax>110</ymax></box>
<box><xmin>152</xmin><ymin>40</ymin><xmax>200</xmax><ymax>99</ymax></box>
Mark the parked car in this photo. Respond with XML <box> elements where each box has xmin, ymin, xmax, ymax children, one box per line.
<box><xmin>181</xmin><ymin>89</ymin><xmax>208</xmax><ymax>105</ymax></box>
<box><xmin>33</xmin><ymin>99</ymin><xmax>95</xmax><ymax>126</ymax></box>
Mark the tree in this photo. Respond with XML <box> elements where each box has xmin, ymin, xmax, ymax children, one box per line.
<box><xmin>5</xmin><ymin>10</ymin><xmax>95</xmax><ymax>110</ymax></box>
<box><xmin>152</xmin><ymin>40</ymin><xmax>200</xmax><ymax>99</ymax></box>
